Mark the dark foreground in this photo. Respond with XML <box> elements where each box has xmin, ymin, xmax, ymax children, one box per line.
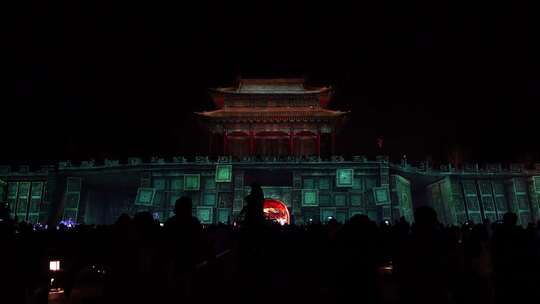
<box><xmin>1</xmin><ymin>209</ymin><xmax>539</xmax><ymax>304</ymax></box>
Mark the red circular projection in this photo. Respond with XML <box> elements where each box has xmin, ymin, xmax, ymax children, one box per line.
<box><xmin>263</xmin><ymin>199</ymin><xmax>290</xmax><ymax>225</ymax></box>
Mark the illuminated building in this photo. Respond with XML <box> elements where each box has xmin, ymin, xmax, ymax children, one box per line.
<box><xmin>198</xmin><ymin>78</ymin><xmax>347</xmax><ymax>157</ymax></box>
<box><xmin>0</xmin><ymin>79</ymin><xmax>539</xmax><ymax>226</ymax></box>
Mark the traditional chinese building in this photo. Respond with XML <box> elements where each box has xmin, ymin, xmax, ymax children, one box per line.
<box><xmin>1</xmin><ymin>78</ymin><xmax>539</xmax><ymax>227</ymax></box>
<box><xmin>198</xmin><ymin>78</ymin><xmax>347</xmax><ymax>157</ymax></box>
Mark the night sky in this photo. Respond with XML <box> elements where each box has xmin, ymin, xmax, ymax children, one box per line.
<box><xmin>4</xmin><ymin>1</ymin><xmax>540</xmax><ymax>165</ymax></box>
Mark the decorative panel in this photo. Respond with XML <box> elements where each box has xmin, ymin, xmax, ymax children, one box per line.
<box><xmin>65</xmin><ymin>192</ymin><xmax>81</xmax><ymax>209</ymax></box>
<box><xmin>336</xmin><ymin>209</ymin><xmax>348</xmax><ymax>223</ymax></box>
<box><xmin>516</xmin><ymin>195</ymin><xmax>529</xmax><ymax>210</ymax></box>
<box><xmin>184</xmin><ymin>175</ymin><xmax>200</xmax><ymax>191</ymax></box>
<box><xmin>479</xmin><ymin>181</ymin><xmax>492</xmax><ymax>196</ymax></box>
<box><xmin>451</xmin><ymin>179</ymin><xmax>462</xmax><ymax>195</ymax></box>
<box><xmin>466</xmin><ymin>196</ymin><xmax>480</xmax><ymax>211</ymax></box>
<box><xmin>233</xmin><ymin>189</ymin><xmax>244</xmax><ymax>212</ymax></box>
<box><xmin>153</xmin><ymin>178</ymin><xmax>166</xmax><ymax>190</ymax></box>
<box><xmin>302</xmin><ymin>189</ymin><xmax>318</xmax><ymax>207</ymax></box>
<box><xmin>31</xmin><ymin>182</ymin><xmax>43</xmax><ymax>198</ymax></box>
<box><xmin>217</xmin><ymin>208</ymin><xmax>230</xmax><ymax>224</ymax></box>
<box><xmin>204</xmin><ymin>178</ymin><xmax>216</xmax><ymax>190</ymax></box>
<box><xmin>303</xmin><ymin>178</ymin><xmax>315</xmax><ymax>189</ymax></box>
<box><xmin>462</xmin><ymin>181</ymin><xmax>477</xmax><ymax>195</ymax></box>
<box><xmin>373</xmin><ymin>187</ymin><xmax>390</xmax><ymax>205</ymax></box>
<box><xmin>215</xmin><ymin>165</ymin><xmax>232</xmax><ymax>183</ymax></box>
<box><xmin>365</xmin><ymin>176</ymin><xmax>377</xmax><ymax>190</ymax></box>
<box><xmin>218</xmin><ymin>193</ymin><xmax>233</xmax><ymax>208</ymax></box>
<box><xmin>16</xmin><ymin>182</ymin><xmax>31</xmax><ymax>220</ymax></box>
<box><xmin>6</xmin><ymin>182</ymin><xmax>17</xmax><ymax>217</ymax></box>
<box><xmin>350</xmin><ymin>193</ymin><xmax>362</xmax><ymax>207</ymax></box>
<box><xmin>318</xmin><ymin>177</ymin><xmax>330</xmax><ymax>190</ymax></box>
<box><xmin>171</xmin><ymin>178</ymin><xmax>183</xmax><ymax>190</ymax></box>
<box><xmin>493</xmin><ymin>182</ymin><xmax>505</xmax><ymax>195</ymax></box>
<box><xmin>453</xmin><ymin>195</ymin><xmax>466</xmax><ymax>212</ymax></box>
<box><xmin>202</xmin><ymin>193</ymin><xmax>217</xmax><ymax>207</ymax></box>
<box><xmin>336</xmin><ymin>169</ymin><xmax>354</xmax><ymax>187</ymax></box>
<box><xmin>533</xmin><ymin>176</ymin><xmax>540</xmax><ymax>193</ymax></box>
<box><xmin>481</xmin><ymin>196</ymin><xmax>495</xmax><ymax>212</ymax></box>
<box><xmin>28</xmin><ymin>198</ymin><xmax>41</xmax><ymax>214</ymax></box>
<box><xmin>135</xmin><ymin>187</ymin><xmax>156</xmax><ymax>206</ymax></box>
<box><xmin>66</xmin><ymin>178</ymin><xmax>81</xmax><ymax>193</ymax></box>
<box><xmin>382</xmin><ymin>205</ymin><xmax>391</xmax><ymax>220</ymax></box>
<box><xmin>197</xmin><ymin>207</ymin><xmax>213</xmax><ymax>224</ymax></box>
<box><xmin>334</xmin><ymin>193</ymin><xmax>347</xmax><ymax>207</ymax></box>
<box><xmin>352</xmin><ymin>177</ymin><xmax>363</xmax><ymax>190</ymax></box>
<box><xmin>514</xmin><ymin>179</ymin><xmax>527</xmax><ymax>193</ymax></box>
<box><xmin>319</xmin><ymin>193</ymin><xmax>330</xmax><ymax>206</ymax></box>
<box><xmin>63</xmin><ymin>177</ymin><xmax>82</xmax><ymax>222</ymax></box>
<box><xmin>495</xmin><ymin>196</ymin><xmax>508</xmax><ymax>213</ymax></box>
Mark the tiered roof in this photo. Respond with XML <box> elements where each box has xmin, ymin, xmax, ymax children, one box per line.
<box><xmin>198</xmin><ymin>78</ymin><xmax>347</xmax><ymax>123</ymax></box>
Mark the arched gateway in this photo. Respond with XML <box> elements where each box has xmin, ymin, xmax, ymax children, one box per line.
<box><xmin>263</xmin><ymin>198</ymin><xmax>290</xmax><ymax>225</ymax></box>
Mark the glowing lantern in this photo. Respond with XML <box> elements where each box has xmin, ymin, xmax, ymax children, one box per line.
<box><xmin>49</xmin><ymin>260</ymin><xmax>60</xmax><ymax>272</ymax></box>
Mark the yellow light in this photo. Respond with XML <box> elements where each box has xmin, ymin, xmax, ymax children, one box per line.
<box><xmin>49</xmin><ymin>260</ymin><xmax>60</xmax><ymax>271</ymax></box>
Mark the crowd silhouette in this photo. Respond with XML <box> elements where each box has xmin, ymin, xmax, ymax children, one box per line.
<box><xmin>1</xmin><ymin>184</ymin><xmax>540</xmax><ymax>304</ymax></box>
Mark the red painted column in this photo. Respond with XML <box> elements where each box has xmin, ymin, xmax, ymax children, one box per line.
<box><xmin>289</xmin><ymin>130</ymin><xmax>294</xmax><ymax>155</ymax></box>
<box><xmin>223</xmin><ymin>131</ymin><xmax>228</xmax><ymax>155</ymax></box>
<box><xmin>249</xmin><ymin>130</ymin><xmax>255</xmax><ymax>155</ymax></box>
<box><xmin>316</xmin><ymin>128</ymin><xmax>321</xmax><ymax>156</ymax></box>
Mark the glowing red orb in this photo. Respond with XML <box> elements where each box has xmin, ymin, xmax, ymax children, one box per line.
<box><xmin>263</xmin><ymin>199</ymin><xmax>290</xmax><ymax>225</ymax></box>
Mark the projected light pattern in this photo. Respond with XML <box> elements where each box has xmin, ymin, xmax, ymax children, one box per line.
<box><xmin>263</xmin><ymin>199</ymin><xmax>290</xmax><ymax>225</ymax></box>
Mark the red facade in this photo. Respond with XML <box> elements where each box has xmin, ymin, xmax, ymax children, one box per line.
<box><xmin>198</xmin><ymin>78</ymin><xmax>347</xmax><ymax>157</ymax></box>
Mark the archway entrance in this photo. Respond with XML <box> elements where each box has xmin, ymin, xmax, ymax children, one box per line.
<box><xmin>263</xmin><ymin>199</ymin><xmax>290</xmax><ymax>225</ymax></box>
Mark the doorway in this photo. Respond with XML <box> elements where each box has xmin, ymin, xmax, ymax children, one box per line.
<box><xmin>263</xmin><ymin>198</ymin><xmax>290</xmax><ymax>225</ymax></box>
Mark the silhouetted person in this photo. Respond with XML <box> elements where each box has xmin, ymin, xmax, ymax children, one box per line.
<box><xmin>492</xmin><ymin>212</ymin><xmax>527</xmax><ymax>304</ymax></box>
<box><xmin>237</xmin><ymin>184</ymin><xmax>270</xmax><ymax>303</ymax></box>
<box><xmin>396</xmin><ymin>206</ymin><xmax>449</xmax><ymax>304</ymax></box>
<box><xmin>163</xmin><ymin>196</ymin><xmax>208</xmax><ymax>300</ymax></box>
<box><xmin>463</xmin><ymin>223</ymin><xmax>494</xmax><ymax>304</ymax></box>
<box><xmin>105</xmin><ymin>214</ymin><xmax>137</xmax><ymax>304</ymax></box>
<box><xmin>240</xmin><ymin>183</ymin><xmax>265</xmax><ymax>228</ymax></box>
<box><xmin>132</xmin><ymin>212</ymin><xmax>161</xmax><ymax>303</ymax></box>
<box><xmin>335</xmin><ymin>214</ymin><xmax>380</xmax><ymax>304</ymax></box>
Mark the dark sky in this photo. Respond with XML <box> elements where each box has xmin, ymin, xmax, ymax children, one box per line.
<box><xmin>4</xmin><ymin>1</ymin><xmax>540</xmax><ymax>165</ymax></box>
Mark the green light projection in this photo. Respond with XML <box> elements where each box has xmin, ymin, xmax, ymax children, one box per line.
<box><xmin>373</xmin><ymin>187</ymin><xmax>390</xmax><ymax>205</ymax></box>
<box><xmin>302</xmin><ymin>189</ymin><xmax>318</xmax><ymax>206</ymax></box>
<box><xmin>336</xmin><ymin>169</ymin><xmax>354</xmax><ymax>187</ymax></box>
<box><xmin>197</xmin><ymin>207</ymin><xmax>213</xmax><ymax>224</ymax></box>
<box><xmin>135</xmin><ymin>187</ymin><xmax>156</xmax><ymax>206</ymax></box>
<box><xmin>217</xmin><ymin>208</ymin><xmax>230</xmax><ymax>224</ymax></box>
<box><xmin>202</xmin><ymin>193</ymin><xmax>217</xmax><ymax>206</ymax></box>
<box><xmin>184</xmin><ymin>174</ymin><xmax>200</xmax><ymax>191</ymax></box>
<box><xmin>215</xmin><ymin>165</ymin><xmax>232</xmax><ymax>183</ymax></box>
